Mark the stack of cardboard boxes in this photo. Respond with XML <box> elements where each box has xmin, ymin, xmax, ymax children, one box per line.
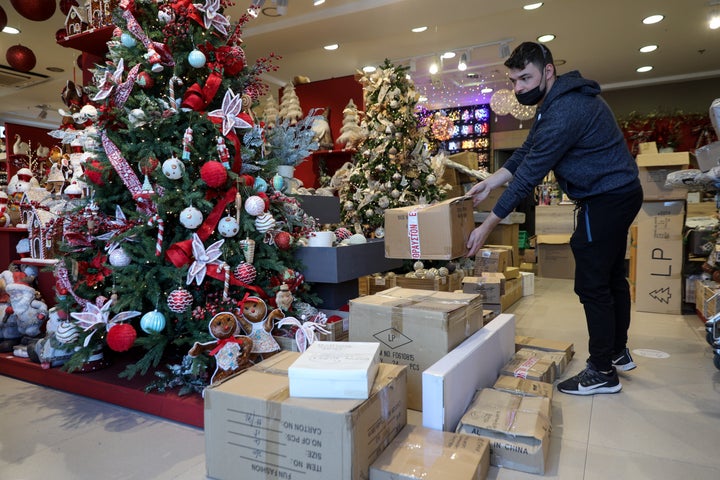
<box><xmin>632</xmin><ymin>142</ymin><xmax>689</xmax><ymax>314</ymax></box>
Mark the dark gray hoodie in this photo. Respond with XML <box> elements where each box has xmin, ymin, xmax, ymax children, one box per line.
<box><xmin>492</xmin><ymin>71</ymin><xmax>639</xmax><ymax>219</ymax></box>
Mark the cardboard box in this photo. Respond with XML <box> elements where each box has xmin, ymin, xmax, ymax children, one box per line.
<box><xmin>358</xmin><ymin>273</ymin><xmax>398</xmax><ymax>296</ymax></box>
<box><xmin>295</xmin><ymin>239</ymin><xmax>403</xmax><ymax>283</ymax></box>
<box><xmin>636</xmin><ymin>151</ymin><xmax>690</xmax><ymax>200</ymax></box>
<box><xmin>638</xmin><ymin>141</ymin><xmax>659</xmax><ymax>154</ymax></box>
<box><xmin>535</xmin><ymin>204</ymin><xmax>576</xmax><ymax>235</ymax></box>
<box><xmin>485</xmin><ymin>224</ymin><xmax>520</xmax><ymax>266</ymax></box>
<box><xmin>422</xmin><ymin>314</ymin><xmax>516</xmax><ymax>432</ymax></box>
<box><xmin>288</xmin><ymin>342</ymin><xmax>381</xmax><ymax>399</ymax></box>
<box><xmin>521</xmin><ymin>248</ymin><xmax>536</xmax><ymax>264</ymax></box>
<box><xmin>369</xmin><ymin>425</ymin><xmax>490</xmax><ymax>480</ymax></box>
<box><xmin>442</xmin><ymin>151</ymin><xmax>479</xmax><ymax>186</ymax></box>
<box><xmin>349</xmin><ymin>287</ymin><xmax>484</xmax><ymax>410</ymax></box>
<box><xmin>635</xmin><ymin>201</ymin><xmax>685</xmax><ymax>314</ymax></box>
<box><xmin>395</xmin><ymin>271</ymin><xmax>464</xmax><ymax>292</ymax></box>
<box><xmin>515</xmin><ymin>348</ymin><xmax>567</xmax><ymax>378</ymax></box>
<box><xmin>484</xmin><ymin>244</ymin><xmax>517</xmax><ymax>268</ymax></box>
<box><xmin>483</xmin><ymin>277</ymin><xmax>523</xmax><ymax>315</ymax></box>
<box><xmin>204</xmin><ymin>351</ymin><xmax>407</xmax><ymax>480</ymax></box>
<box><xmin>493</xmin><ymin>375</ymin><xmax>554</xmax><ymax>400</ymax></box>
<box><xmin>500</xmin><ymin>350</ymin><xmax>556</xmax><ymax>383</ymax></box>
<box><xmin>504</xmin><ymin>266</ymin><xmax>520</xmax><ymax>279</ymax></box>
<box><xmin>462</xmin><ymin>274</ymin><xmax>504</xmax><ymax>304</ymax></box>
<box><xmin>456</xmin><ymin>388</ymin><xmax>552</xmax><ymax>475</ymax></box>
<box><xmin>384</xmin><ymin>197</ymin><xmax>475</xmax><ymax>260</ymax></box>
<box><xmin>474</xmin><ymin>248</ymin><xmax>509</xmax><ymax>274</ymax></box>
<box><xmin>515</xmin><ymin>336</ymin><xmax>575</xmax><ymax>364</ymax></box>
<box><xmin>536</xmin><ymin>234</ymin><xmax>575</xmax><ymax>279</ymax></box>
<box><xmin>519</xmin><ymin>271</ymin><xmax>534</xmax><ymax>296</ymax></box>
<box><xmin>474</xmin><ymin>185</ymin><xmax>507</xmax><ymax>212</ymax></box>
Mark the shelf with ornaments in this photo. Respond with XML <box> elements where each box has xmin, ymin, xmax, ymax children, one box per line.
<box><xmin>57</xmin><ymin>25</ymin><xmax>115</xmax><ymax>57</ymax></box>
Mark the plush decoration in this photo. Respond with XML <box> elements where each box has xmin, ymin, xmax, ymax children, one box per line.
<box><xmin>200</xmin><ymin>160</ymin><xmax>227</xmax><ymax>188</ymax></box>
<box><xmin>188</xmin><ymin>312</ymin><xmax>253</xmax><ymax>385</ymax></box>
<box><xmin>6</xmin><ymin>45</ymin><xmax>37</xmax><ymax>72</ymax></box>
<box><xmin>106</xmin><ymin>323</ymin><xmax>137</xmax><ymax>352</ymax></box>
<box><xmin>236</xmin><ymin>296</ymin><xmax>284</xmax><ymax>358</ymax></box>
<box><xmin>0</xmin><ymin>270</ymin><xmax>48</xmax><ymax>352</ymax></box>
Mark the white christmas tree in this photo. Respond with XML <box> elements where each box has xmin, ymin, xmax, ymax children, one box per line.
<box><xmin>278</xmin><ymin>83</ymin><xmax>303</xmax><ymax>125</ymax></box>
<box><xmin>262</xmin><ymin>94</ymin><xmax>280</xmax><ymax>128</ymax></box>
<box><xmin>336</xmin><ymin>99</ymin><xmax>365</xmax><ymax>150</ymax></box>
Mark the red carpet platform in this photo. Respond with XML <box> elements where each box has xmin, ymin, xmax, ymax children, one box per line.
<box><xmin>0</xmin><ymin>353</ymin><xmax>204</xmax><ymax>428</ymax></box>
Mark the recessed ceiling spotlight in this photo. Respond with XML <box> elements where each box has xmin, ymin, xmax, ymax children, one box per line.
<box><xmin>537</xmin><ymin>34</ymin><xmax>555</xmax><ymax>43</ymax></box>
<box><xmin>441</xmin><ymin>52</ymin><xmax>456</xmax><ymax>59</ymax></box>
<box><xmin>639</xmin><ymin>44</ymin><xmax>658</xmax><ymax>53</ymax></box>
<box><xmin>2</xmin><ymin>26</ymin><xmax>21</xmax><ymax>34</ymax></box>
<box><xmin>46</xmin><ymin>66</ymin><xmax>65</xmax><ymax>73</ymax></box>
<box><xmin>313</xmin><ymin>0</ymin><xmax>326</xmax><ymax>5</ymax></box>
<box><xmin>481</xmin><ymin>87</ymin><xmax>494</xmax><ymax>94</ymax></box>
<box><xmin>323</xmin><ymin>44</ymin><xmax>339</xmax><ymax>51</ymax></box>
<box><xmin>523</xmin><ymin>3</ymin><xmax>543</xmax><ymax>10</ymax></box>
<box><xmin>412</xmin><ymin>26</ymin><xmax>428</xmax><ymax>33</ymax></box>
<box><xmin>362</xmin><ymin>65</ymin><xmax>377</xmax><ymax>73</ymax></box>
<box><xmin>636</xmin><ymin>65</ymin><xmax>653</xmax><ymax>73</ymax></box>
<box><xmin>642</xmin><ymin>14</ymin><xmax>664</xmax><ymax>25</ymax></box>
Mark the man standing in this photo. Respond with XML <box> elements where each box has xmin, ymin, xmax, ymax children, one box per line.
<box><xmin>466</xmin><ymin>42</ymin><xmax>642</xmax><ymax>395</ymax></box>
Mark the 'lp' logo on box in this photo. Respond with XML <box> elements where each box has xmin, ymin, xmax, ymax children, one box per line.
<box><xmin>650</xmin><ymin>248</ymin><xmax>672</xmax><ymax>276</ymax></box>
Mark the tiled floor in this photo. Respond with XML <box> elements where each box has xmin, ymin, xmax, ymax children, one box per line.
<box><xmin>1</xmin><ymin>277</ymin><xmax>720</xmax><ymax>479</ymax></box>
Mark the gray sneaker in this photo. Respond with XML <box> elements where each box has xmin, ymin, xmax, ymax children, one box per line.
<box><xmin>612</xmin><ymin>348</ymin><xmax>636</xmax><ymax>371</ymax></box>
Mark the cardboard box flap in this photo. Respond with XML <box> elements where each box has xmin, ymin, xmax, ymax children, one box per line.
<box><xmin>458</xmin><ymin>388</ymin><xmax>551</xmax><ymax>442</ymax></box>
<box><xmin>636</xmin><ymin>151</ymin><xmax>690</xmax><ymax>168</ymax></box>
<box><xmin>536</xmin><ymin>234</ymin><xmax>572</xmax><ymax>245</ymax></box>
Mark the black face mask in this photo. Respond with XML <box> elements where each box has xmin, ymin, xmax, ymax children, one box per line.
<box><xmin>515</xmin><ymin>70</ymin><xmax>547</xmax><ymax>106</ymax></box>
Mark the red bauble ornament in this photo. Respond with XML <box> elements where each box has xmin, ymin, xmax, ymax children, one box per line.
<box><xmin>106</xmin><ymin>323</ymin><xmax>137</xmax><ymax>352</ymax></box>
<box><xmin>136</xmin><ymin>71</ymin><xmax>154</xmax><ymax>89</ymax></box>
<box><xmin>240</xmin><ymin>174</ymin><xmax>255</xmax><ymax>186</ymax></box>
<box><xmin>200</xmin><ymin>161</ymin><xmax>227</xmax><ymax>188</ymax></box>
<box><xmin>233</xmin><ymin>262</ymin><xmax>257</xmax><ymax>284</ymax></box>
<box><xmin>167</xmin><ymin>288</ymin><xmax>193</xmax><ymax>313</ymax></box>
<box><xmin>139</xmin><ymin>156</ymin><xmax>159</xmax><ymax>175</ymax></box>
<box><xmin>274</xmin><ymin>231</ymin><xmax>292</xmax><ymax>250</ymax></box>
<box><xmin>0</xmin><ymin>7</ymin><xmax>7</xmax><ymax>32</ymax></box>
<box><xmin>10</xmin><ymin>0</ymin><xmax>56</xmax><ymax>21</ymax></box>
<box><xmin>59</xmin><ymin>0</ymin><xmax>79</xmax><ymax>16</ymax></box>
<box><xmin>84</xmin><ymin>159</ymin><xmax>104</xmax><ymax>186</ymax></box>
<box><xmin>6</xmin><ymin>45</ymin><xmax>36</xmax><ymax>73</ymax></box>
<box><xmin>55</xmin><ymin>28</ymin><xmax>67</xmax><ymax>42</ymax></box>
<box><xmin>256</xmin><ymin>192</ymin><xmax>270</xmax><ymax>210</ymax></box>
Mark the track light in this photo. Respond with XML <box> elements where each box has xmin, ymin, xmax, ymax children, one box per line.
<box><xmin>248</xmin><ymin>0</ymin><xmax>265</xmax><ymax>17</ymax></box>
<box><xmin>710</xmin><ymin>1</ymin><xmax>720</xmax><ymax>30</ymax></box>
<box><xmin>458</xmin><ymin>53</ymin><xmax>468</xmax><ymax>71</ymax></box>
<box><xmin>276</xmin><ymin>0</ymin><xmax>288</xmax><ymax>15</ymax></box>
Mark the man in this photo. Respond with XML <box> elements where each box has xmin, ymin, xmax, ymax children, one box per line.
<box><xmin>466</xmin><ymin>42</ymin><xmax>643</xmax><ymax>395</ymax></box>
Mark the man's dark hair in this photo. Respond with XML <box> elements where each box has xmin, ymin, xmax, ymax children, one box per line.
<box><xmin>504</xmin><ymin>42</ymin><xmax>554</xmax><ymax>71</ymax></box>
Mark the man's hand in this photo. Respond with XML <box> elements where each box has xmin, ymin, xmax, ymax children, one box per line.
<box><xmin>466</xmin><ymin>211</ymin><xmax>504</xmax><ymax>257</ymax></box>
<box><xmin>465</xmin><ymin>180</ymin><xmax>491</xmax><ymax>208</ymax></box>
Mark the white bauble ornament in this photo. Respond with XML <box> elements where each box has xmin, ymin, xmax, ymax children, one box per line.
<box><xmin>347</xmin><ymin>233</ymin><xmax>367</xmax><ymax>245</ymax></box>
<box><xmin>413</xmin><ymin>260</ymin><xmax>424</xmax><ymax>271</ymax></box>
<box><xmin>180</xmin><ymin>206</ymin><xmax>203</xmax><ymax>229</ymax></box>
<box><xmin>188</xmin><ymin>49</ymin><xmax>206</xmax><ymax>68</ymax></box>
<box><xmin>390</xmin><ymin>189</ymin><xmax>401</xmax><ymax>199</ymax></box>
<box><xmin>140</xmin><ymin>310</ymin><xmax>167</xmax><ymax>334</ymax></box>
<box><xmin>218</xmin><ymin>215</ymin><xmax>240</xmax><ymax>237</ymax></box>
<box><xmin>254</xmin><ymin>212</ymin><xmax>276</xmax><ymax>233</ymax></box>
<box><xmin>55</xmin><ymin>321</ymin><xmax>79</xmax><ymax>344</ymax></box>
<box><xmin>426</xmin><ymin>174</ymin><xmax>437</xmax><ymax>185</ymax></box>
<box><xmin>109</xmin><ymin>247</ymin><xmax>132</xmax><ymax>267</ymax></box>
<box><xmin>162</xmin><ymin>156</ymin><xmax>184</xmax><ymax>179</ymax></box>
<box><xmin>244</xmin><ymin>195</ymin><xmax>266</xmax><ymax>216</ymax></box>
<box><xmin>438</xmin><ymin>267</ymin><xmax>449</xmax><ymax>277</ymax></box>
<box><xmin>374</xmin><ymin>226</ymin><xmax>385</xmax><ymax>238</ymax></box>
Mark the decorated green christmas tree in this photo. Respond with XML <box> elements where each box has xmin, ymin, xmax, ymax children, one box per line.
<box><xmin>52</xmin><ymin>0</ymin><xmax>322</xmax><ymax>394</ymax></box>
<box><xmin>339</xmin><ymin>60</ymin><xmax>447</xmax><ymax>237</ymax></box>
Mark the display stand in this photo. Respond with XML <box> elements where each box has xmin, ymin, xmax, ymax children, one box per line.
<box><xmin>0</xmin><ymin>227</ymin><xmax>28</xmax><ymax>270</ymax></box>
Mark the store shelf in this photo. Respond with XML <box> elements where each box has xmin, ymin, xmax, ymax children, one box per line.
<box><xmin>57</xmin><ymin>26</ymin><xmax>114</xmax><ymax>56</ymax></box>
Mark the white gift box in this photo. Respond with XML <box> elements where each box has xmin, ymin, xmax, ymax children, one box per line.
<box><xmin>289</xmin><ymin>341</ymin><xmax>381</xmax><ymax>399</ymax></box>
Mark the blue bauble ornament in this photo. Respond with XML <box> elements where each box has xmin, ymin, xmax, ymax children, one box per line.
<box><xmin>120</xmin><ymin>33</ymin><xmax>137</xmax><ymax>48</ymax></box>
<box><xmin>140</xmin><ymin>310</ymin><xmax>167</xmax><ymax>334</ymax></box>
<box><xmin>272</xmin><ymin>174</ymin><xmax>285</xmax><ymax>191</ymax></box>
<box><xmin>188</xmin><ymin>49</ymin><xmax>206</xmax><ymax>68</ymax></box>
<box><xmin>254</xmin><ymin>176</ymin><xmax>268</xmax><ymax>193</ymax></box>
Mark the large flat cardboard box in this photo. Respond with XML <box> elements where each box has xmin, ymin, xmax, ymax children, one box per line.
<box><xmin>288</xmin><ymin>341</ymin><xmax>380</xmax><ymax>399</ymax></box>
<box><xmin>422</xmin><ymin>314</ymin><xmax>516</xmax><ymax>432</ymax></box>
<box><xmin>500</xmin><ymin>350</ymin><xmax>556</xmax><ymax>383</ymax></box>
<box><xmin>483</xmin><ymin>277</ymin><xmax>523</xmax><ymax>315</ymax></box>
<box><xmin>384</xmin><ymin>197</ymin><xmax>475</xmax><ymax>260</ymax></box>
<box><xmin>493</xmin><ymin>375</ymin><xmax>554</xmax><ymax>400</ymax></box>
<box><xmin>535</xmin><ymin>204</ymin><xmax>576</xmax><ymax>235</ymax></box>
<box><xmin>349</xmin><ymin>287</ymin><xmax>484</xmax><ymax>410</ymax></box>
<box><xmin>369</xmin><ymin>425</ymin><xmax>490</xmax><ymax>480</ymax></box>
<box><xmin>456</xmin><ymin>388</ymin><xmax>552</xmax><ymax>475</ymax></box>
<box><xmin>635</xmin><ymin>201</ymin><xmax>685</xmax><ymax>314</ymax></box>
<box><xmin>205</xmin><ymin>351</ymin><xmax>407</xmax><ymax>480</ymax></box>
<box><xmin>463</xmin><ymin>274</ymin><xmax>505</xmax><ymax>304</ymax></box>
<box><xmin>536</xmin><ymin>234</ymin><xmax>575</xmax><ymax>279</ymax></box>
<box><xmin>636</xmin><ymin>151</ymin><xmax>690</xmax><ymax>200</ymax></box>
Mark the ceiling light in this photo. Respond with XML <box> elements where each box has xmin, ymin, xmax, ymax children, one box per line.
<box><xmin>429</xmin><ymin>56</ymin><xmax>441</xmax><ymax>75</ymax></box>
<box><xmin>418</xmin><ymin>96</ymin><xmax>428</xmax><ymax>102</ymax></box>
<box><xmin>537</xmin><ymin>34</ymin><xmax>555</xmax><ymax>43</ymax></box>
<box><xmin>2</xmin><ymin>26</ymin><xmax>20</xmax><ymax>34</ymax></box>
<box><xmin>636</xmin><ymin>65</ymin><xmax>653</xmax><ymax>73</ymax></box>
<box><xmin>481</xmin><ymin>87</ymin><xmax>494</xmax><ymax>94</ymax></box>
<box><xmin>411</xmin><ymin>26</ymin><xmax>428</xmax><ymax>33</ymax></box>
<box><xmin>314</xmin><ymin>0</ymin><xmax>325</xmax><ymax>5</ymax></box>
<box><xmin>523</xmin><ymin>3</ymin><xmax>543</xmax><ymax>10</ymax></box>
<box><xmin>639</xmin><ymin>45</ymin><xmax>658</xmax><ymax>53</ymax></box>
<box><xmin>247</xmin><ymin>0</ymin><xmax>265</xmax><ymax>17</ymax></box>
<box><xmin>362</xmin><ymin>65</ymin><xmax>376</xmax><ymax>73</ymax></box>
<box><xmin>323</xmin><ymin>44</ymin><xmax>339</xmax><ymax>51</ymax></box>
<box><xmin>276</xmin><ymin>0</ymin><xmax>288</xmax><ymax>15</ymax></box>
<box><xmin>441</xmin><ymin>52</ymin><xmax>456</xmax><ymax>59</ymax></box>
<box><xmin>458</xmin><ymin>53</ymin><xmax>468</xmax><ymax>71</ymax></box>
<box><xmin>710</xmin><ymin>12</ymin><xmax>720</xmax><ymax>29</ymax></box>
<box><xmin>642</xmin><ymin>14</ymin><xmax>664</xmax><ymax>25</ymax></box>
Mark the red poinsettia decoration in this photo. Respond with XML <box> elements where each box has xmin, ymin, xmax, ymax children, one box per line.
<box><xmin>77</xmin><ymin>254</ymin><xmax>112</xmax><ymax>287</ymax></box>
